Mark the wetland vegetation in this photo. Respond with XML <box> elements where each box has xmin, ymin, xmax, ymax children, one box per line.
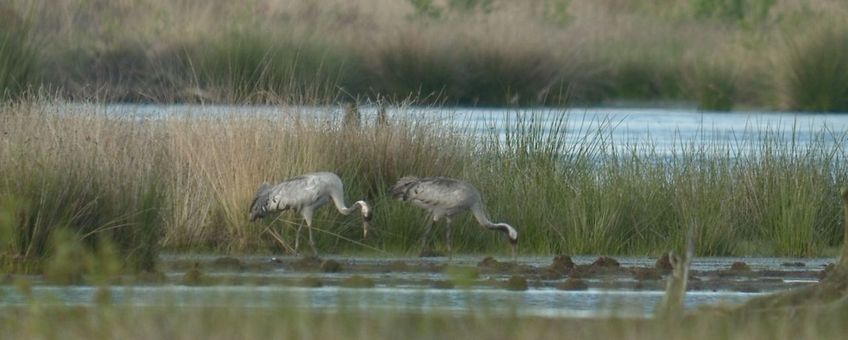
<box><xmin>1</xmin><ymin>101</ymin><xmax>847</xmax><ymax>269</ymax></box>
<box><xmin>1</xmin><ymin>0</ymin><xmax>848</xmax><ymax>110</ymax></box>
<box><xmin>3</xmin><ymin>1</ymin><xmax>848</xmax><ymax>339</ymax></box>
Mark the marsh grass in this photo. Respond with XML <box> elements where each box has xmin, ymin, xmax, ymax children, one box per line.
<box><xmin>0</xmin><ymin>103</ymin><xmax>165</xmax><ymax>272</ymax></box>
<box><xmin>1</xmin><ymin>101</ymin><xmax>847</xmax><ymax>261</ymax></box>
<box><xmin>477</xmin><ymin>112</ymin><xmax>848</xmax><ymax>256</ymax></box>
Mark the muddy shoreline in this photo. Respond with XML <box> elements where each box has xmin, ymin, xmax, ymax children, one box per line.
<box><xmin>141</xmin><ymin>254</ymin><xmax>830</xmax><ymax>293</ymax></box>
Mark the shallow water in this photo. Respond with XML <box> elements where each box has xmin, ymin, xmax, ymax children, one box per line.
<box><xmin>1</xmin><ymin>255</ymin><xmax>830</xmax><ymax>318</ymax></box>
<box><xmin>79</xmin><ymin>104</ymin><xmax>848</xmax><ymax>156</ymax></box>
<box><xmin>0</xmin><ymin>285</ymin><xmax>761</xmax><ymax>318</ymax></box>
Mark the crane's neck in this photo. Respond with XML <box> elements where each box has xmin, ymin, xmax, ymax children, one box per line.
<box><xmin>335</xmin><ymin>199</ymin><xmax>370</xmax><ymax>217</ymax></box>
<box><xmin>471</xmin><ymin>203</ymin><xmax>518</xmax><ymax>242</ymax></box>
<box><xmin>330</xmin><ymin>192</ymin><xmax>372</xmax><ymax>239</ymax></box>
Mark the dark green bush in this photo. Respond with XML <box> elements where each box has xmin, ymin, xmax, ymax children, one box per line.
<box><xmin>186</xmin><ymin>30</ymin><xmax>352</xmax><ymax>103</ymax></box>
<box><xmin>783</xmin><ymin>28</ymin><xmax>848</xmax><ymax>112</ymax></box>
<box><xmin>685</xmin><ymin>59</ymin><xmax>737</xmax><ymax>111</ymax></box>
<box><xmin>0</xmin><ymin>7</ymin><xmax>35</xmax><ymax>102</ymax></box>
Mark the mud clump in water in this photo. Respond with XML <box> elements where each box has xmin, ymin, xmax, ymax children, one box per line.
<box><xmin>300</xmin><ymin>276</ymin><xmax>323</xmax><ymax>288</ymax></box>
<box><xmin>655</xmin><ymin>254</ymin><xmax>673</xmax><ymax>273</ymax></box>
<box><xmin>505</xmin><ymin>275</ymin><xmax>528</xmax><ymax>291</ymax></box>
<box><xmin>542</xmin><ymin>255</ymin><xmax>575</xmax><ymax>278</ymax></box>
<box><xmin>540</xmin><ymin>256</ymin><xmax>574</xmax><ymax>279</ymax></box>
<box><xmin>592</xmin><ymin>256</ymin><xmax>620</xmax><ymax>268</ymax></box>
<box><xmin>717</xmin><ymin>261</ymin><xmax>755</xmax><ymax>278</ymax></box>
<box><xmin>320</xmin><ymin>259</ymin><xmax>342</xmax><ymax>273</ymax></box>
<box><xmin>781</xmin><ymin>262</ymin><xmax>805</xmax><ymax>267</ymax></box>
<box><xmin>211</xmin><ymin>256</ymin><xmax>244</xmax><ymax>271</ymax></box>
<box><xmin>632</xmin><ymin>267</ymin><xmax>662</xmax><ymax>281</ymax></box>
<box><xmin>557</xmin><ymin>278</ymin><xmax>589</xmax><ymax>291</ymax></box>
<box><xmin>551</xmin><ymin>255</ymin><xmax>575</xmax><ymax>270</ymax></box>
<box><xmin>730</xmin><ymin>261</ymin><xmax>751</xmax><ymax>272</ymax></box>
<box><xmin>341</xmin><ymin>275</ymin><xmax>375</xmax><ymax>288</ymax></box>
<box><xmin>571</xmin><ymin>256</ymin><xmax>624</xmax><ymax>278</ymax></box>
<box><xmin>477</xmin><ymin>256</ymin><xmax>515</xmax><ymax>273</ymax></box>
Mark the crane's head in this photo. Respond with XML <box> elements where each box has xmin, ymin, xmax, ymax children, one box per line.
<box><xmin>500</xmin><ymin>223</ymin><xmax>518</xmax><ymax>261</ymax></box>
<box><xmin>358</xmin><ymin>201</ymin><xmax>373</xmax><ymax>239</ymax></box>
<box><xmin>249</xmin><ymin>183</ymin><xmax>274</xmax><ymax>222</ymax></box>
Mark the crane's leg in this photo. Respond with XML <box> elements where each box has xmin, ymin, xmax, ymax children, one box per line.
<box><xmin>419</xmin><ymin>215</ymin><xmax>436</xmax><ymax>256</ymax></box>
<box><xmin>294</xmin><ymin>221</ymin><xmax>303</xmax><ymax>256</ymax></box>
<box><xmin>445</xmin><ymin>218</ymin><xmax>453</xmax><ymax>261</ymax></box>
<box><xmin>302</xmin><ymin>208</ymin><xmax>318</xmax><ymax>256</ymax></box>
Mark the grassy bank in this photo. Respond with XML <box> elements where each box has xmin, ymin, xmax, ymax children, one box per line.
<box><xmin>1</xmin><ymin>0</ymin><xmax>848</xmax><ymax>110</ymax></box>
<box><xmin>1</xmin><ymin>101</ymin><xmax>846</xmax><ymax>270</ymax></box>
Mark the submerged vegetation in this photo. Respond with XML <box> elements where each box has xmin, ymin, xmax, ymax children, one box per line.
<box><xmin>0</xmin><ymin>0</ymin><xmax>848</xmax><ymax>110</ymax></box>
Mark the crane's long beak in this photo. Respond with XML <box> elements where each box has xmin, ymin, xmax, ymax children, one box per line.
<box><xmin>511</xmin><ymin>243</ymin><xmax>517</xmax><ymax>262</ymax></box>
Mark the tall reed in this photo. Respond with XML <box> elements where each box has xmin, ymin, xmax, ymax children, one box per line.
<box><xmin>0</xmin><ymin>102</ymin><xmax>165</xmax><ymax>272</ymax></box>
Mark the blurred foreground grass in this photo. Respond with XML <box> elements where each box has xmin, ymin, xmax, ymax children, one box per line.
<box><xmin>1</xmin><ymin>297</ymin><xmax>847</xmax><ymax>340</ymax></box>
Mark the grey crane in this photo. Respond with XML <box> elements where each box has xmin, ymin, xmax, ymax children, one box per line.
<box><xmin>249</xmin><ymin>172</ymin><xmax>372</xmax><ymax>255</ymax></box>
<box><xmin>389</xmin><ymin>176</ymin><xmax>518</xmax><ymax>259</ymax></box>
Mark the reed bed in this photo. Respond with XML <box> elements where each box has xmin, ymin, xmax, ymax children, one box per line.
<box><xmin>1</xmin><ymin>101</ymin><xmax>847</xmax><ymax>270</ymax></box>
<box><xmin>2</xmin><ymin>0</ymin><xmax>848</xmax><ymax>110</ymax></box>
